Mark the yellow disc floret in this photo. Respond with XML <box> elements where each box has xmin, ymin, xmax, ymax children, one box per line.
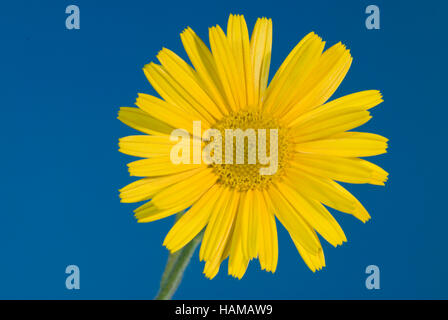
<box><xmin>210</xmin><ymin>109</ymin><xmax>292</xmax><ymax>191</ymax></box>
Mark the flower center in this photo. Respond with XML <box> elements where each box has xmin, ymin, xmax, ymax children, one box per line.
<box><xmin>209</xmin><ymin>109</ymin><xmax>292</xmax><ymax>191</ymax></box>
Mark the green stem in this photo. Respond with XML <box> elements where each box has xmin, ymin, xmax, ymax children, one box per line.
<box><xmin>155</xmin><ymin>223</ymin><xmax>203</xmax><ymax>300</ymax></box>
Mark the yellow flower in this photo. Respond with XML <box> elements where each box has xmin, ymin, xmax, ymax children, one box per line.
<box><xmin>118</xmin><ymin>14</ymin><xmax>388</xmax><ymax>279</ymax></box>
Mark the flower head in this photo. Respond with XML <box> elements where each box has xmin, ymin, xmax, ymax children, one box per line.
<box><xmin>118</xmin><ymin>14</ymin><xmax>388</xmax><ymax>279</ymax></box>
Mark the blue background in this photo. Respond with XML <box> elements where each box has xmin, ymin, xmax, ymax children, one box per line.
<box><xmin>0</xmin><ymin>0</ymin><xmax>446</xmax><ymax>299</ymax></box>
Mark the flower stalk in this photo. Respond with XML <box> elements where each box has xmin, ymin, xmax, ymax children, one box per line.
<box><xmin>155</xmin><ymin>213</ymin><xmax>203</xmax><ymax>300</ymax></box>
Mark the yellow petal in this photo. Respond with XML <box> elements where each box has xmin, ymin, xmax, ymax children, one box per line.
<box><xmin>281</xmin><ymin>42</ymin><xmax>353</xmax><ymax>122</ymax></box>
<box><xmin>327</xmin><ymin>180</ymin><xmax>371</xmax><ymax>222</ymax></box>
<box><xmin>293</xmin><ymin>153</ymin><xmax>388</xmax><ymax>185</ymax></box>
<box><xmin>118</xmin><ymin>107</ymin><xmax>174</xmax><ymax>135</ymax></box>
<box><xmin>264</xmin><ymin>32</ymin><xmax>325</xmax><ymax>114</ymax></box>
<box><xmin>266</xmin><ymin>186</ymin><xmax>321</xmax><ymax>254</ymax></box>
<box><xmin>284</xmin><ymin>169</ymin><xmax>370</xmax><ymax>222</ymax></box>
<box><xmin>276</xmin><ymin>182</ymin><xmax>347</xmax><ymax>247</ymax></box>
<box><xmin>228</xmin><ymin>237</ymin><xmax>249</xmax><ymax>279</ymax></box>
<box><xmin>203</xmin><ymin>221</ymin><xmax>235</xmax><ymax>280</ymax></box>
<box><xmin>293</xmin><ymin>237</ymin><xmax>326</xmax><ymax>272</ymax></box>
<box><xmin>291</xmin><ymin>110</ymin><xmax>372</xmax><ymax>143</ymax></box>
<box><xmin>127</xmin><ymin>156</ymin><xmax>202</xmax><ymax>177</ymax></box>
<box><xmin>134</xmin><ymin>201</ymin><xmax>188</xmax><ymax>223</ymax></box>
<box><xmin>235</xmin><ymin>190</ymin><xmax>259</xmax><ymax>259</ymax></box>
<box><xmin>209</xmin><ymin>25</ymin><xmax>243</xmax><ymax>111</ymax></box>
<box><xmin>267</xmin><ymin>187</ymin><xmax>325</xmax><ymax>271</ymax></box>
<box><xmin>250</xmin><ymin>17</ymin><xmax>272</xmax><ymax>106</ymax></box>
<box><xmin>227</xmin><ymin>14</ymin><xmax>253</xmax><ymax>107</ymax></box>
<box><xmin>288</xmin><ymin>89</ymin><xmax>383</xmax><ymax>137</ymax></box>
<box><xmin>247</xmin><ymin>190</ymin><xmax>259</xmax><ymax>259</ymax></box>
<box><xmin>228</xmin><ymin>208</ymin><xmax>250</xmax><ymax>279</ymax></box>
<box><xmin>202</xmin><ymin>258</ymin><xmax>222</xmax><ymax>280</ymax></box>
<box><xmin>181</xmin><ymin>27</ymin><xmax>230</xmax><ymax>114</ymax></box>
<box><xmin>119</xmin><ymin>168</ymin><xmax>203</xmax><ymax>203</ymax></box>
<box><xmin>143</xmin><ymin>63</ymin><xmax>213</xmax><ymax>126</ymax></box>
<box><xmin>329</xmin><ymin>131</ymin><xmax>389</xmax><ymax>142</ymax></box>
<box><xmin>163</xmin><ymin>184</ymin><xmax>224</xmax><ymax>252</ymax></box>
<box><xmin>156</xmin><ymin>48</ymin><xmax>225</xmax><ymax>120</ymax></box>
<box><xmin>118</xmin><ymin>135</ymin><xmax>175</xmax><ymax>158</ymax></box>
<box><xmin>150</xmin><ymin>167</ymin><xmax>217</xmax><ymax>209</ymax></box>
<box><xmin>295</xmin><ymin>134</ymin><xmax>388</xmax><ymax>157</ymax></box>
<box><xmin>284</xmin><ymin>168</ymin><xmax>355</xmax><ymax>213</ymax></box>
<box><xmin>257</xmin><ymin>190</ymin><xmax>278</xmax><ymax>272</ymax></box>
<box><xmin>135</xmin><ymin>94</ymin><xmax>200</xmax><ymax>134</ymax></box>
<box><xmin>200</xmin><ymin>188</ymin><xmax>238</xmax><ymax>262</ymax></box>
